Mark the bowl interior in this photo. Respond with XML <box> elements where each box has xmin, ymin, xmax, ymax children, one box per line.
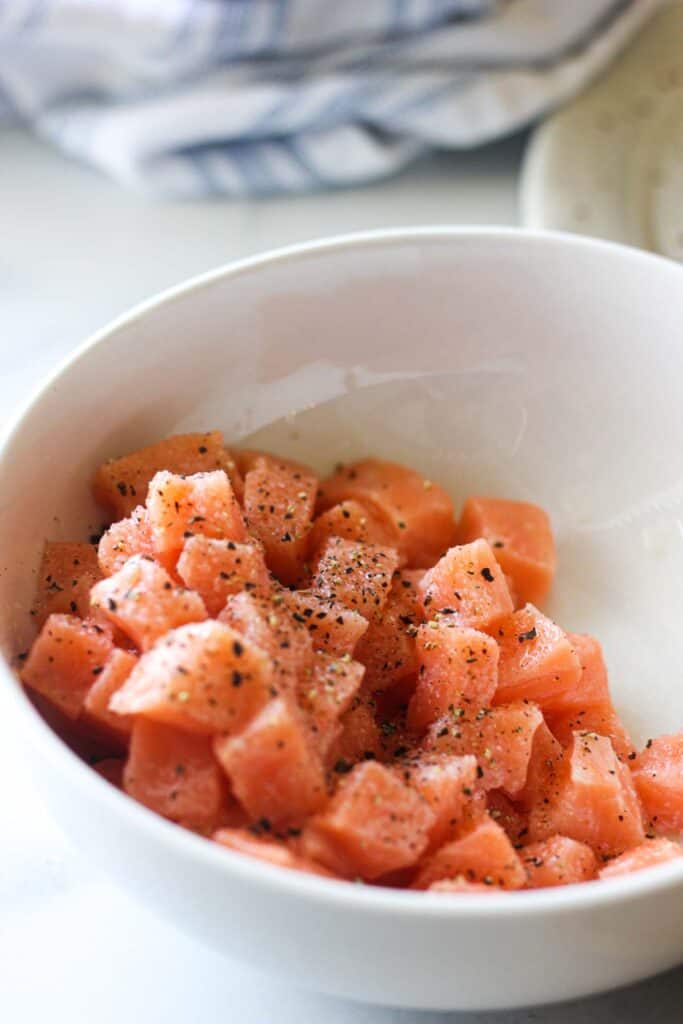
<box><xmin>1</xmin><ymin>230</ymin><xmax>682</xmax><ymax>746</ymax></box>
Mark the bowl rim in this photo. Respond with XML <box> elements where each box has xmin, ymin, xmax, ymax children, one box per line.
<box><xmin>2</xmin><ymin>225</ymin><xmax>682</xmax><ymax>919</ymax></box>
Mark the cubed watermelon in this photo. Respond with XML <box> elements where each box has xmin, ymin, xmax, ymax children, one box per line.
<box><xmin>124</xmin><ymin>718</ymin><xmax>226</xmax><ymax>832</ymax></box>
<box><xmin>599</xmin><ymin>838</ymin><xmax>683</xmax><ymax>879</ymax></box>
<box><xmin>522</xmin><ymin>835</ymin><xmax>597</xmax><ymax>888</ymax></box>
<box><xmin>425</xmin><ymin>702</ymin><xmax>544</xmax><ymax>797</ymax></box>
<box><xmin>282</xmin><ymin>590</ymin><xmax>368</xmax><ymax>656</ymax></box>
<box><xmin>82</xmin><ymin>648</ymin><xmax>137</xmax><ymax>741</ymax></box>
<box><xmin>243</xmin><ymin>455</ymin><xmax>318</xmax><ymax>585</ymax></box>
<box><xmin>177</xmin><ymin>535</ymin><xmax>271</xmax><ymax>615</ymax></box>
<box><xmin>312</xmin><ymin>537</ymin><xmax>399</xmax><ymax>619</ymax></box>
<box><xmin>214</xmin><ymin>696</ymin><xmax>327</xmax><ymax>827</ymax></box>
<box><xmin>146</xmin><ymin>470</ymin><xmax>246</xmax><ymax>563</ymax></box>
<box><xmin>300</xmin><ymin>761</ymin><xmax>434</xmax><ymax>879</ymax></box>
<box><xmin>529</xmin><ymin>731</ymin><xmax>645</xmax><ymax>856</ymax></box>
<box><xmin>94</xmin><ymin>431</ymin><xmax>235</xmax><ymax>518</ymax></box>
<box><xmin>213</xmin><ymin>827</ymin><xmax>334</xmax><ymax>876</ymax></box>
<box><xmin>631</xmin><ymin>731</ymin><xmax>683</xmax><ymax>833</ymax></box>
<box><xmin>317</xmin><ymin>459</ymin><xmax>455</xmax><ymax>568</ymax></box>
<box><xmin>414</xmin><ymin>818</ymin><xmax>526</xmax><ymax>890</ymax></box>
<box><xmin>457</xmin><ymin>496</ymin><xmax>555</xmax><ymax>607</ymax></box>
<box><xmin>419</xmin><ymin>540</ymin><xmax>513</xmax><ymax>631</ymax></box>
<box><xmin>353</xmin><ymin>569</ymin><xmax>423</xmax><ymax>692</ymax></box>
<box><xmin>22</xmin><ymin>614</ymin><xmax>113</xmax><ymax>719</ymax></box>
<box><xmin>297</xmin><ymin>651</ymin><xmax>365</xmax><ymax>757</ymax></box>
<box><xmin>90</xmin><ymin>554</ymin><xmax>207</xmax><ymax>651</ymax></box>
<box><xmin>545</xmin><ymin>633</ymin><xmax>634</xmax><ymax>760</ymax></box>
<box><xmin>220</xmin><ymin>591</ymin><xmax>313</xmax><ymax>694</ymax></box>
<box><xmin>32</xmin><ymin>541</ymin><xmax>101</xmax><ymax>625</ymax></box>
<box><xmin>398</xmin><ymin>751</ymin><xmax>480</xmax><ymax>853</ymax></box>
<box><xmin>407</xmin><ymin>624</ymin><xmax>499</xmax><ymax>732</ymax></box>
<box><xmin>492</xmin><ymin>605</ymin><xmax>581</xmax><ymax>710</ymax></box>
<box><xmin>307</xmin><ymin>499</ymin><xmax>399</xmax><ymax>562</ymax></box>
<box><xmin>110</xmin><ymin>620</ymin><xmax>274</xmax><ymax>734</ymax></box>
<box><xmin>326</xmin><ymin>694</ymin><xmax>382</xmax><ymax>770</ymax></box>
<box><xmin>98</xmin><ymin>505</ymin><xmax>161</xmax><ymax>576</ymax></box>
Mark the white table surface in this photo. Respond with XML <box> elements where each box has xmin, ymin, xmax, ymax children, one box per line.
<box><xmin>2</xmin><ymin>126</ymin><xmax>681</xmax><ymax>1023</ymax></box>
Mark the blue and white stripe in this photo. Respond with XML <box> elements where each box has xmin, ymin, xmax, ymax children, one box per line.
<box><xmin>0</xmin><ymin>0</ymin><xmax>660</xmax><ymax>196</ymax></box>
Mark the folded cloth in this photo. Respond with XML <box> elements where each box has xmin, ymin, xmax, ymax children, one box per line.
<box><xmin>0</xmin><ymin>0</ymin><xmax>661</xmax><ymax>196</ymax></box>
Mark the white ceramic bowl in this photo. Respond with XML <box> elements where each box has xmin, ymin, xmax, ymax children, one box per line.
<box><xmin>1</xmin><ymin>229</ymin><xmax>682</xmax><ymax>1012</ymax></box>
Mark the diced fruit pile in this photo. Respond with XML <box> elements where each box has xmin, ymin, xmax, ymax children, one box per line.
<box><xmin>21</xmin><ymin>431</ymin><xmax>683</xmax><ymax>891</ymax></box>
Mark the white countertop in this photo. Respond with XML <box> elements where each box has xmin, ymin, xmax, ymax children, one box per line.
<box><xmin>2</xmin><ymin>126</ymin><xmax>681</xmax><ymax>1023</ymax></box>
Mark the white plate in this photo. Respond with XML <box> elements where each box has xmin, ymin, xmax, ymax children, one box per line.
<box><xmin>520</xmin><ymin>5</ymin><xmax>683</xmax><ymax>261</ymax></box>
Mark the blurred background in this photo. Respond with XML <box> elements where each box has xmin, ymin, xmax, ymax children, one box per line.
<box><xmin>2</xmin><ymin>2</ymin><xmax>683</xmax><ymax>1022</ymax></box>
<box><xmin>3</xmin><ymin>1</ymin><xmax>680</xmax><ymax>409</ymax></box>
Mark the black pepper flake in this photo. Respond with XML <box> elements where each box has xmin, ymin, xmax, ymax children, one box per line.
<box><xmin>518</xmin><ymin>627</ymin><xmax>537</xmax><ymax>643</ymax></box>
<box><xmin>334</xmin><ymin>758</ymin><xmax>353</xmax><ymax>774</ymax></box>
<box><xmin>92</xmin><ymin>666</ymin><xmax>104</xmax><ymax>676</ymax></box>
<box><xmin>233</xmin><ymin>640</ymin><xmax>244</xmax><ymax>657</ymax></box>
<box><xmin>281</xmin><ymin>532</ymin><xmax>293</xmax><ymax>543</ymax></box>
<box><xmin>107</xmin><ymin>598</ymin><xmax>118</xmax><ymax>612</ymax></box>
<box><xmin>198</xmin><ymin>445</ymin><xmax>208</xmax><ymax>454</ymax></box>
<box><xmin>480</xmin><ymin>567</ymin><xmax>494</xmax><ymax>582</ymax></box>
<box><xmin>476</xmin><ymin>765</ymin><xmax>484</xmax><ymax>779</ymax></box>
<box><xmin>232</xmin><ymin>670</ymin><xmax>243</xmax><ymax>687</ymax></box>
<box><xmin>645</xmin><ymin>738</ymin><xmax>653</xmax><ymax>749</ymax></box>
<box><xmin>116</xmin><ymin>481</ymin><xmax>128</xmax><ymax>497</ymax></box>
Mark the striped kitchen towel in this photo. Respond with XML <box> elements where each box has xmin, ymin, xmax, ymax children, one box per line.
<box><xmin>0</xmin><ymin>0</ymin><xmax>661</xmax><ymax>197</ymax></box>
